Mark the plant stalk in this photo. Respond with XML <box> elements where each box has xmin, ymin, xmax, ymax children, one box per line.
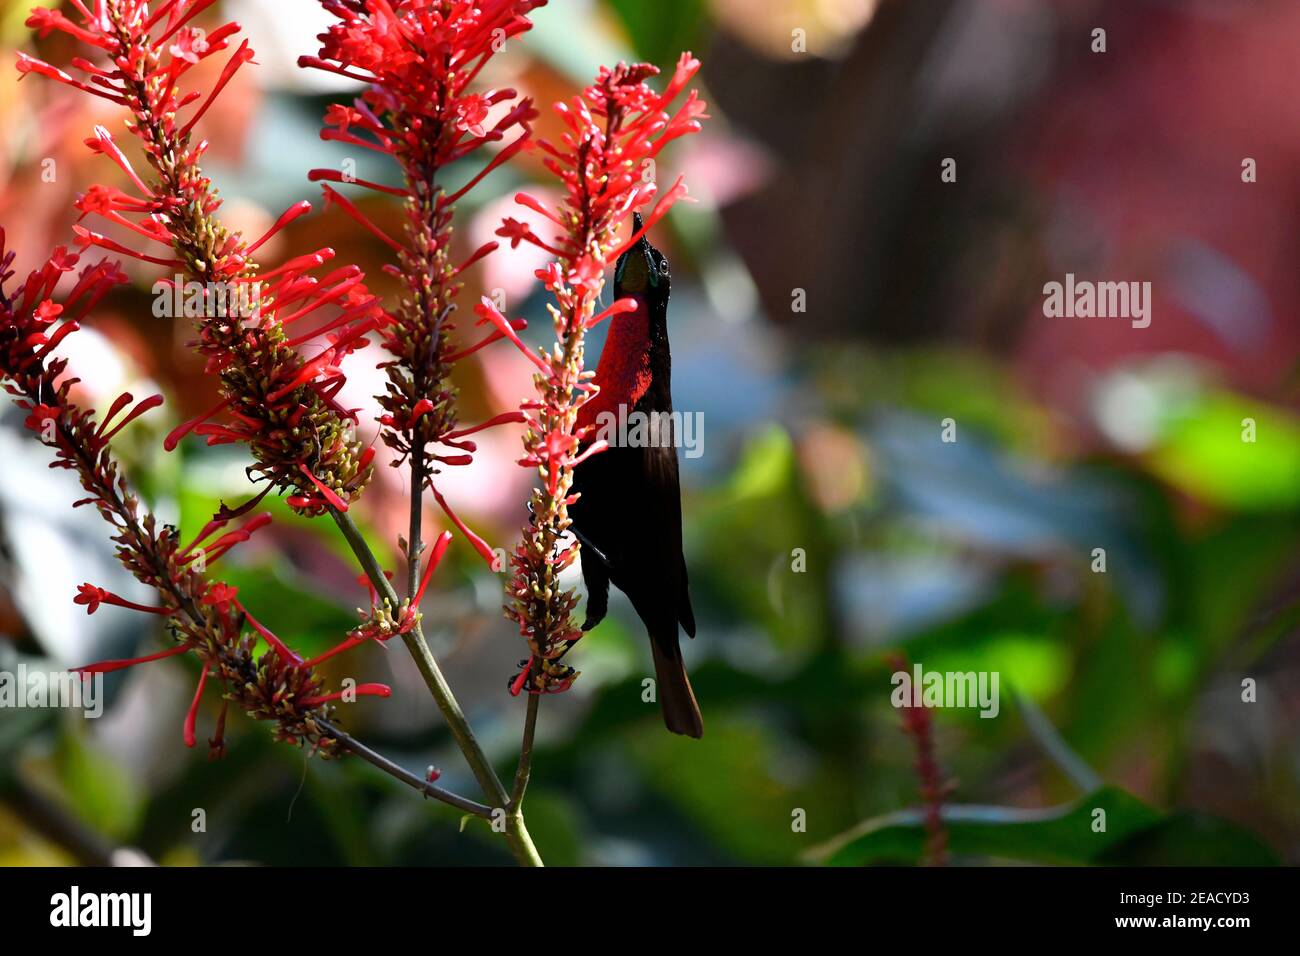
<box><xmin>511</xmin><ymin>692</ymin><xmax>539</xmax><ymax>809</ymax></box>
<box><xmin>319</xmin><ymin>718</ymin><xmax>491</xmax><ymax>817</ymax></box>
<box><xmin>328</xmin><ymin>506</ymin><xmax>542</xmax><ymax>866</ymax></box>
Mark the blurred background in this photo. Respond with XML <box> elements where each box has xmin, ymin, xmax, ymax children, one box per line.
<box><xmin>1</xmin><ymin>0</ymin><xmax>1298</xmax><ymax>866</ymax></box>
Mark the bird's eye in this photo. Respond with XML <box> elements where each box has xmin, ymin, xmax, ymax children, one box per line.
<box><xmin>658</xmin><ymin>259</ymin><xmax>670</xmax><ymax>275</ymax></box>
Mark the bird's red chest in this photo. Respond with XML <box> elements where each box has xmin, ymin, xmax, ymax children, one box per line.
<box><xmin>577</xmin><ymin>298</ymin><xmax>653</xmax><ymax>431</ymax></box>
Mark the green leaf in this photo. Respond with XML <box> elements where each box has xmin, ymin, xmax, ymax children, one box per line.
<box><xmin>53</xmin><ymin>732</ymin><xmax>143</xmax><ymax>841</ymax></box>
<box><xmin>1147</xmin><ymin>393</ymin><xmax>1300</xmax><ymax>510</ymax></box>
<box><xmin>217</xmin><ymin>564</ymin><xmax>357</xmax><ymax>660</ymax></box>
<box><xmin>1099</xmin><ymin>813</ymin><xmax>1278</xmax><ymax>866</ymax></box>
<box><xmin>631</xmin><ymin>716</ymin><xmax>840</xmax><ymax>864</ymax></box>
<box><xmin>605</xmin><ymin>0</ymin><xmax>710</xmax><ymax>66</ymax></box>
<box><xmin>811</xmin><ymin>786</ymin><xmax>1273</xmax><ymax>866</ymax></box>
<box><xmin>692</xmin><ymin>425</ymin><xmax>834</xmax><ymax>656</ymax></box>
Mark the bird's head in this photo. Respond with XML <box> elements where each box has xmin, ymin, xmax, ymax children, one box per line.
<box><xmin>614</xmin><ymin>212</ymin><xmax>670</xmax><ymax>300</ymax></box>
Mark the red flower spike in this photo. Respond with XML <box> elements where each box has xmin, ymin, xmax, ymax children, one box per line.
<box><xmin>303</xmin><ymin>0</ymin><xmax>546</xmax><ymax>476</ymax></box>
<box><xmin>16</xmin><ymin>1</ymin><xmax>376</xmax><ymax>516</ymax></box>
<box><xmin>500</xmin><ymin>53</ymin><xmax>707</xmax><ymax>693</ymax></box>
<box><xmin>1</xmin><ymin>234</ymin><xmax>389</xmax><ymax>760</ymax></box>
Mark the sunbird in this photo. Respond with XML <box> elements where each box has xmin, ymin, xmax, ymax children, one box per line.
<box><xmin>569</xmin><ymin>214</ymin><xmax>702</xmax><ymax>737</ymax></box>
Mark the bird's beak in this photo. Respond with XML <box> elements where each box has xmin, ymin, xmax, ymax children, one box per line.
<box><xmin>615</xmin><ymin>213</ymin><xmax>655</xmax><ymax>293</ymax></box>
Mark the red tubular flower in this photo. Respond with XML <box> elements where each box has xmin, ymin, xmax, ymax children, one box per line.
<box><xmin>74</xmin><ymin>583</ymin><xmax>175</xmax><ymax>616</ymax></box>
<box><xmin>200</xmin><ymin>582</ymin><xmax>239</xmax><ymax>616</ymax></box>
<box><xmin>300</xmin><ymin>683</ymin><xmax>393</xmax><ymax>708</ymax></box>
<box><xmin>181</xmin><ymin>512</ymin><xmax>274</xmax><ymax>566</ymax></box>
<box><xmin>499</xmin><ymin>56</ymin><xmax>707</xmax><ymax>694</ymax></box>
<box><xmin>23</xmin><ymin>402</ymin><xmax>59</xmax><ymax>431</ymax></box>
<box><xmin>303</xmin><ymin>634</ymin><xmax>371</xmax><ymax>670</ymax></box>
<box><xmin>183</xmin><ymin>660</ymin><xmax>212</xmax><ymax>747</ymax></box>
<box><xmin>18</xmin><ymin>1</ymin><xmax>380</xmax><ymax>517</ymax></box>
<box><xmin>73</xmin><ymin>644</ymin><xmax>189</xmax><ymax>674</ymax></box>
<box><xmin>429</xmin><ymin>484</ymin><xmax>498</xmax><ymax>569</ymax></box>
<box><xmin>233</xmin><ymin>600</ymin><xmax>303</xmax><ymax>665</ymax></box>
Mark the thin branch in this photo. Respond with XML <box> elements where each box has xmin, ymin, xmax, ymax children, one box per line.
<box><xmin>319</xmin><ymin>718</ymin><xmax>491</xmax><ymax>817</ymax></box>
<box><xmin>328</xmin><ymin>507</ymin><xmax>503</xmax><ymax>801</ymax></box>
<box><xmin>407</xmin><ymin>453</ymin><xmax>425</xmax><ymax>601</ymax></box>
<box><xmin>1</xmin><ymin>775</ymin><xmax>155</xmax><ymax>866</ymax></box>
<box><xmin>510</xmin><ymin>692</ymin><xmax>539</xmax><ymax>809</ymax></box>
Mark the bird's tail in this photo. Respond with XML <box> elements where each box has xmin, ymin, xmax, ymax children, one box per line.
<box><xmin>650</xmin><ymin>637</ymin><xmax>703</xmax><ymax>738</ymax></box>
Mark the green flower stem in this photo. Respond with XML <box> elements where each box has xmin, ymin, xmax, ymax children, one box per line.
<box><xmin>329</xmin><ymin>506</ymin><xmax>543</xmax><ymax>867</ymax></box>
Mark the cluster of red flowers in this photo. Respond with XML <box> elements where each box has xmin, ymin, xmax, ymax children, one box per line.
<box><xmin>11</xmin><ymin>0</ymin><xmax>707</xmax><ymax>748</ymax></box>
<box><xmin>487</xmin><ymin>55</ymin><xmax>707</xmax><ymax>694</ymax></box>
<box><xmin>20</xmin><ymin>0</ymin><xmax>383</xmax><ymax>517</ymax></box>
<box><xmin>302</xmin><ymin>0</ymin><xmax>543</xmax><ymax>535</ymax></box>
<box><xmin>0</xmin><ymin>232</ymin><xmax>398</xmax><ymax>755</ymax></box>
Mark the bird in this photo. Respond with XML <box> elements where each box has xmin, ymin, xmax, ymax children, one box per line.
<box><xmin>568</xmin><ymin>213</ymin><xmax>702</xmax><ymax>737</ymax></box>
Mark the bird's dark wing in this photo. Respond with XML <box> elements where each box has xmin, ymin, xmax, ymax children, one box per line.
<box><xmin>570</xmin><ymin>447</ymin><xmax>626</xmax><ymax>629</ymax></box>
<box><xmin>637</xmin><ymin>440</ymin><xmax>701</xmax><ymax>736</ymax></box>
<box><xmin>637</xmin><ymin>440</ymin><xmax>694</xmax><ymax>641</ymax></box>
<box><xmin>678</xmin><ymin>554</ymin><xmax>695</xmax><ymax>638</ymax></box>
<box><xmin>570</xmin><ymin>439</ymin><xmax>693</xmax><ymax>641</ymax></box>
